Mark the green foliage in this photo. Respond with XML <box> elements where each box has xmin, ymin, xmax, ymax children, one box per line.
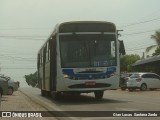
<box><xmin>24</xmin><ymin>72</ymin><xmax>37</xmax><ymax>87</ymax></box>
<box><xmin>151</xmin><ymin>30</ymin><xmax>160</xmax><ymax>45</ymax></box>
<box><xmin>146</xmin><ymin>45</ymin><xmax>157</xmax><ymax>53</ymax></box>
<box><xmin>120</xmin><ymin>54</ymin><xmax>140</xmax><ymax>72</ymax></box>
<box><xmin>145</xmin><ymin>30</ymin><xmax>160</xmax><ymax>57</ymax></box>
<box><xmin>152</xmin><ymin>46</ymin><xmax>160</xmax><ymax>56</ymax></box>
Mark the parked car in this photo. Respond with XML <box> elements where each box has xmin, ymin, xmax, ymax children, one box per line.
<box><xmin>127</xmin><ymin>72</ymin><xmax>160</xmax><ymax>91</ymax></box>
<box><xmin>0</xmin><ymin>76</ymin><xmax>19</xmax><ymax>95</ymax></box>
<box><xmin>0</xmin><ymin>77</ymin><xmax>8</xmax><ymax>95</ymax></box>
<box><xmin>119</xmin><ymin>72</ymin><xmax>135</xmax><ymax>90</ymax></box>
<box><xmin>7</xmin><ymin>78</ymin><xmax>19</xmax><ymax>95</ymax></box>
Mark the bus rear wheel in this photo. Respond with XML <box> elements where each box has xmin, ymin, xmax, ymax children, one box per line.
<box><xmin>51</xmin><ymin>91</ymin><xmax>61</xmax><ymax>100</ymax></box>
<box><xmin>94</xmin><ymin>91</ymin><xmax>104</xmax><ymax>100</ymax></box>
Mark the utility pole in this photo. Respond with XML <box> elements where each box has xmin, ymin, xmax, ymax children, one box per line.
<box><xmin>117</xmin><ymin>30</ymin><xmax>125</xmax><ymax>56</ymax></box>
<box><xmin>117</xmin><ymin>30</ymin><xmax>123</xmax><ymax>37</ymax></box>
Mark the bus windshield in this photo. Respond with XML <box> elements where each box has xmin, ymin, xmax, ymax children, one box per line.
<box><xmin>60</xmin><ymin>34</ymin><xmax>116</xmax><ymax>68</ymax></box>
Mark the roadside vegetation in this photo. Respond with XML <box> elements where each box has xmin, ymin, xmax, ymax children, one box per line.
<box><xmin>24</xmin><ymin>72</ymin><xmax>37</xmax><ymax>87</ymax></box>
<box><xmin>151</xmin><ymin>29</ymin><xmax>160</xmax><ymax>56</ymax></box>
<box><xmin>120</xmin><ymin>54</ymin><xmax>140</xmax><ymax>72</ymax></box>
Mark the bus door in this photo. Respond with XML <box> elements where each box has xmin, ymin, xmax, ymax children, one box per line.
<box><xmin>43</xmin><ymin>47</ymin><xmax>46</xmax><ymax>89</ymax></box>
<box><xmin>37</xmin><ymin>53</ymin><xmax>41</xmax><ymax>89</ymax></box>
<box><xmin>50</xmin><ymin>38</ymin><xmax>57</xmax><ymax>91</ymax></box>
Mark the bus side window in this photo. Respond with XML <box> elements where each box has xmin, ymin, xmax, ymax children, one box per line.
<box><xmin>46</xmin><ymin>43</ymin><xmax>48</xmax><ymax>63</ymax></box>
<box><xmin>40</xmin><ymin>51</ymin><xmax>42</xmax><ymax>66</ymax></box>
<box><xmin>41</xmin><ymin>49</ymin><xmax>43</xmax><ymax>66</ymax></box>
<box><xmin>37</xmin><ymin>53</ymin><xmax>40</xmax><ymax>68</ymax></box>
<box><xmin>48</xmin><ymin>43</ymin><xmax>50</xmax><ymax>61</ymax></box>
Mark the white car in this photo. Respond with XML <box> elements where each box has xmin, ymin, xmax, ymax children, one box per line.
<box><xmin>127</xmin><ymin>72</ymin><xmax>160</xmax><ymax>91</ymax></box>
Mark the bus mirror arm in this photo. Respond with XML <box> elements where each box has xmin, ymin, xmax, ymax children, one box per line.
<box><xmin>119</xmin><ymin>40</ymin><xmax>126</xmax><ymax>56</ymax></box>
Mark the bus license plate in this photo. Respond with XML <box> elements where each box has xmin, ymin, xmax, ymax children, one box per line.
<box><xmin>85</xmin><ymin>81</ymin><xmax>96</xmax><ymax>86</ymax></box>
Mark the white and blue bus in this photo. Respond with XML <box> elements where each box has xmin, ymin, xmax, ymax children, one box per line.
<box><xmin>37</xmin><ymin>21</ymin><xmax>121</xmax><ymax>100</ymax></box>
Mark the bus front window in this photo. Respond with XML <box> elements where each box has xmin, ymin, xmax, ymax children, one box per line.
<box><xmin>60</xmin><ymin>34</ymin><xmax>116</xmax><ymax>68</ymax></box>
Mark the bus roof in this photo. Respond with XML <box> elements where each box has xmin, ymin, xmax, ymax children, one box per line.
<box><xmin>38</xmin><ymin>21</ymin><xmax>116</xmax><ymax>53</ymax></box>
<box><xmin>58</xmin><ymin>21</ymin><xmax>116</xmax><ymax>33</ymax></box>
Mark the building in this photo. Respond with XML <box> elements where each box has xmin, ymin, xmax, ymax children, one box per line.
<box><xmin>133</xmin><ymin>54</ymin><xmax>160</xmax><ymax>75</ymax></box>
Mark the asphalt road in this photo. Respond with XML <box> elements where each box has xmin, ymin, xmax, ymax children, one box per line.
<box><xmin>20</xmin><ymin>87</ymin><xmax>160</xmax><ymax>120</ymax></box>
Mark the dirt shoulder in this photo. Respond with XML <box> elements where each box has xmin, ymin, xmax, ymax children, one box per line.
<box><xmin>0</xmin><ymin>91</ymin><xmax>57</xmax><ymax>120</ymax></box>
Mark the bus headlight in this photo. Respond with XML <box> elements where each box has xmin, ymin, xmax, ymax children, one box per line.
<box><xmin>64</xmin><ymin>74</ymin><xmax>69</xmax><ymax>78</ymax></box>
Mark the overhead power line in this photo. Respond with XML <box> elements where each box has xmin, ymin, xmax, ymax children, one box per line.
<box><xmin>126</xmin><ymin>43</ymin><xmax>156</xmax><ymax>50</ymax></box>
<box><xmin>0</xmin><ymin>35</ymin><xmax>47</xmax><ymax>37</ymax></box>
<box><xmin>0</xmin><ymin>27</ymin><xmax>52</xmax><ymax>30</ymax></box>
<box><xmin>122</xmin><ymin>29</ymin><xmax>157</xmax><ymax>36</ymax></box>
<box><xmin>118</xmin><ymin>17</ymin><xmax>160</xmax><ymax>28</ymax></box>
<box><xmin>0</xmin><ymin>35</ymin><xmax>47</xmax><ymax>40</ymax></box>
<box><xmin>1</xmin><ymin>67</ymin><xmax>37</xmax><ymax>70</ymax></box>
<box><xmin>0</xmin><ymin>54</ymin><xmax>36</xmax><ymax>61</ymax></box>
<box><xmin>126</xmin><ymin>47</ymin><xmax>149</xmax><ymax>51</ymax></box>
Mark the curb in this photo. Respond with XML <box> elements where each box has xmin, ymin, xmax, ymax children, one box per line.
<box><xmin>19</xmin><ymin>88</ymin><xmax>79</xmax><ymax>120</ymax></box>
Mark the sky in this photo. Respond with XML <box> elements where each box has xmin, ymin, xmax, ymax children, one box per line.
<box><xmin>0</xmin><ymin>0</ymin><xmax>160</xmax><ymax>87</ymax></box>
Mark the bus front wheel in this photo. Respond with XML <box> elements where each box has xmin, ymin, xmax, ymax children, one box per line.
<box><xmin>41</xmin><ymin>90</ymin><xmax>46</xmax><ymax>96</ymax></box>
<box><xmin>94</xmin><ymin>91</ymin><xmax>104</xmax><ymax>100</ymax></box>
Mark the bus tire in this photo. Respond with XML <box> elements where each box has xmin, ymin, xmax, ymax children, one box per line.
<box><xmin>121</xmin><ymin>87</ymin><xmax>126</xmax><ymax>90</ymax></box>
<box><xmin>94</xmin><ymin>91</ymin><xmax>104</xmax><ymax>100</ymax></box>
<box><xmin>70</xmin><ymin>92</ymin><xmax>81</xmax><ymax>96</ymax></box>
<box><xmin>51</xmin><ymin>91</ymin><xmax>61</xmax><ymax>100</ymax></box>
<box><xmin>0</xmin><ymin>88</ymin><xmax>3</xmax><ymax>96</ymax></box>
<box><xmin>41</xmin><ymin>90</ymin><xmax>46</xmax><ymax>96</ymax></box>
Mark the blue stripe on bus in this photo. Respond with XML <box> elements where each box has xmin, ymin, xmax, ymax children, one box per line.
<box><xmin>62</xmin><ymin>67</ymin><xmax>116</xmax><ymax>79</ymax></box>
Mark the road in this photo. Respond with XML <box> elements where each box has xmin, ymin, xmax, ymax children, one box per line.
<box><xmin>20</xmin><ymin>87</ymin><xmax>160</xmax><ymax>120</ymax></box>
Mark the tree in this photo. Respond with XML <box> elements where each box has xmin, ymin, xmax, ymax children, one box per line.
<box><xmin>150</xmin><ymin>30</ymin><xmax>160</xmax><ymax>56</ymax></box>
<box><xmin>146</xmin><ymin>45</ymin><xmax>157</xmax><ymax>53</ymax></box>
<box><xmin>24</xmin><ymin>72</ymin><xmax>37</xmax><ymax>87</ymax></box>
<box><xmin>151</xmin><ymin>30</ymin><xmax>160</xmax><ymax>45</ymax></box>
<box><xmin>152</xmin><ymin>46</ymin><xmax>160</xmax><ymax>56</ymax></box>
<box><xmin>120</xmin><ymin>54</ymin><xmax>140</xmax><ymax>72</ymax></box>
<box><xmin>146</xmin><ymin>30</ymin><xmax>160</xmax><ymax>56</ymax></box>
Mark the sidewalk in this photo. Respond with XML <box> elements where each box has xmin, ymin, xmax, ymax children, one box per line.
<box><xmin>0</xmin><ymin>90</ymin><xmax>57</xmax><ymax>120</ymax></box>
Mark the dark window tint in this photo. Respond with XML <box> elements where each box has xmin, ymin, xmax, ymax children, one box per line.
<box><xmin>152</xmin><ymin>74</ymin><xmax>160</xmax><ymax>79</ymax></box>
<box><xmin>142</xmin><ymin>74</ymin><xmax>149</xmax><ymax>78</ymax></box>
<box><xmin>121</xmin><ymin>73</ymin><xmax>133</xmax><ymax>78</ymax></box>
<box><xmin>142</xmin><ymin>74</ymin><xmax>160</xmax><ymax>79</ymax></box>
<box><xmin>60</xmin><ymin>34</ymin><xmax>116</xmax><ymax>68</ymax></box>
<box><xmin>142</xmin><ymin>74</ymin><xmax>153</xmax><ymax>78</ymax></box>
<box><xmin>130</xmin><ymin>74</ymin><xmax>140</xmax><ymax>78</ymax></box>
<box><xmin>59</xmin><ymin>22</ymin><xmax>116</xmax><ymax>33</ymax></box>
